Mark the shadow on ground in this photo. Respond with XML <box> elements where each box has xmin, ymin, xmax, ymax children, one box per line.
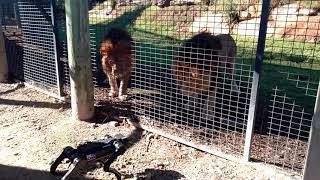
<box><xmin>125</xmin><ymin>168</ymin><xmax>185</xmax><ymax>180</ymax></box>
<box><xmin>0</xmin><ymin>164</ymin><xmax>81</xmax><ymax>180</ymax></box>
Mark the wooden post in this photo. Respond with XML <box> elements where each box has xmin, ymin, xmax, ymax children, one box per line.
<box><xmin>65</xmin><ymin>0</ymin><xmax>94</xmax><ymax>121</ymax></box>
<box><xmin>303</xmin><ymin>81</ymin><xmax>320</xmax><ymax>180</ymax></box>
<box><xmin>0</xmin><ymin>4</ymin><xmax>8</xmax><ymax>83</ymax></box>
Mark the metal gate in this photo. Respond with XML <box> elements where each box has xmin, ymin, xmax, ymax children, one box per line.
<box><xmin>17</xmin><ymin>0</ymin><xmax>63</xmax><ymax>97</ymax></box>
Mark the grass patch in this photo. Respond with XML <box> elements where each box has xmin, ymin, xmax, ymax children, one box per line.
<box><xmin>300</xmin><ymin>0</ymin><xmax>320</xmax><ymax>10</ymax></box>
<box><xmin>75</xmin><ymin>4</ymin><xmax>320</xmax><ymax>113</ymax></box>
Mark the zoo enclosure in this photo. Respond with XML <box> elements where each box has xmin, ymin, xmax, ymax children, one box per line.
<box><xmin>1</xmin><ymin>0</ymin><xmax>320</xmax><ymax>177</ymax></box>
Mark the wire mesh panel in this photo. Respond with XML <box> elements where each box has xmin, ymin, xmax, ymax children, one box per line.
<box><xmin>252</xmin><ymin>88</ymin><xmax>313</xmax><ymax>174</ymax></box>
<box><xmin>17</xmin><ymin>0</ymin><xmax>62</xmax><ymax>95</ymax></box>
<box><xmin>54</xmin><ymin>0</ymin><xmax>103</xmax><ymax>93</ymax></box>
<box><xmin>251</xmin><ymin>0</ymin><xmax>320</xmax><ymax>175</ymax></box>
<box><xmin>88</xmin><ymin>0</ymin><xmax>262</xmax><ymax>157</ymax></box>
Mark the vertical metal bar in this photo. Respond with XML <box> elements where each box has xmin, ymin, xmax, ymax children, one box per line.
<box><xmin>0</xmin><ymin>4</ymin><xmax>5</xmax><ymax>30</ymax></box>
<box><xmin>303</xmin><ymin>80</ymin><xmax>320</xmax><ymax>180</ymax></box>
<box><xmin>0</xmin><ymin>2</ymin><xmax>8</xmax><ymax>83</ymax></box>
<box><xmin>14</xmin><ymin>1</ymin><xmax>21</xmax><ymax>29</ymax></box>
<box><xmin>50</xmin><ymin>0</ymin><xmax>64</xmax><ymax>97</ymax></box>
<box><xmin>243</xmin><ymin>0</ymin><xmax>271</xmax><ymax>161</ymax></box>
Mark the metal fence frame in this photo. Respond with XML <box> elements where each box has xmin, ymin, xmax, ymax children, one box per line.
<box><xmin>1</xmin><ymin>0</ymin><xmax>320</xmax><ymax>177</ymax></box>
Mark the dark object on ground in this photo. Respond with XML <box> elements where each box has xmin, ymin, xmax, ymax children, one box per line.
<box><xmin>50</xmin><ymin>134</ymin><xmax>127</xmax><ymax>180</ymax></box>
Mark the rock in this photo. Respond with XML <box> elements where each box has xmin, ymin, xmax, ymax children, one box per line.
<box><xmin>248</xmin><ymin>4</ymin><xmax>262</xmax><ymax>18</ymax></box>
<box><xmin>234</xmin><ymin>18</ymin><xmax>275</xmax><ymax>37</ymax></box>
<box><xmin>126</xmin><ymin>161</ymin><xmax>132</xmax><ymax>165</ymax></box>
<box><xmin>270</xmin><ymin>4</ymin><xmax>299</xmax><ymax>22</ymax></box>
<box><xmin>239</xmin><ymin>11</ymin><xmax>252</xmax><ymax>21</ymax></box>
<box><xmin>189</xmin><ymin>13</ymin><xmax>230</xmax><ymax>34</ymax></box>
<box><xmin>170</xmin><ymin>0</ymin><xmax>201</xmax><ymax>6</ymax></box>
<box><xmin>272</xmin><ymin>3</ymin><xmax>300</xmax><ymax>16</ymax></box>
<box><xmin>6</xmin><ymin>137</ymin><xmax>13</xmax><ymax>141</ymax></box>
<box><xmin>109</xmin><ymin>121</ymin><xmax>120</xmax><ymax>127</ymax></box>
<box><xmin>157</xmin><ymin>163</ymin><xmax>165</xmax><ymax>169</ymax></box>
<box><xmin>298</xmin><ymin>8</ymin><xmax>317</xmax><ymax>16</ymax></box>
<box><xmin>276</xmin><ymin>16</ymin><xmax>320</xmax><ymax>42</ymax></box>
<box><xmin>11</xmin><ymin>82</ymin><xmax>24</xmax><ymax>89</ymax></box>
<box><xmin>163</xmin><ymin>161</ymin><xmax>170</xmax><ymax>166</ymax></box>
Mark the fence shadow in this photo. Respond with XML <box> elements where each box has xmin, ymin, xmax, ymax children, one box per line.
<box><xmin>0</xmin><ymin>98</ymin><xmax>70</xmax><ymax>109</ymax></box>
<box><xmin>124</xmin><ymin>168</ymin><xmax>185</xmax><ymax>180</ymax></box>
<box><xmin>0</xmin><ymin>164</ymin><xmax>74</xmax><ymax>180</ymax></box>
<box><xmin>3</xmin><ymin>27</ymin><xmax>24</xmax><ymax>81</ymax></box>
<box><xmin>0</xmin><ymin>83</ymin><xmax>24</xmax><ymax>96</ymax></box>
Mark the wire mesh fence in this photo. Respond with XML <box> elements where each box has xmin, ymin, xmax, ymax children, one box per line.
<box><xmin>86</xmin><ymin>0</ymin><xmax>320</xmax><ymax>174</ymax></box>
<box><xmin>252</xmin><ymin>88</ymin><xmax>314</xmax><ymax>174</ymax></box>
<box><xmin>53</xmin><ymin>1</ymin><xmax>99</xmax><ymax>95</ymax></box>
<box><xmin>251</xmin><ymin>0</ymin><xmax>320</xmax><ymax>174</ymax></box>
<box><xmin>2</xmin><ymin>0</ymin><xmax>320</xmax><ymax>176</ymax></box>
<box><xmin>87</xmin><ymin>0</ymin><xmax>262</xmax><ymax>156</ymax></box>
<box><xmin>16</xmin><ymin>0</ymin><xmax>62</xmax><ymax>95</ymax></box>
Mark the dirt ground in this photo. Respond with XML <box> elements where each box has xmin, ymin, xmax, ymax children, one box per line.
<box><xmin>0</xmin><ymin>83</ymin><xmax>301</xmax><ymax>180</ymax></box>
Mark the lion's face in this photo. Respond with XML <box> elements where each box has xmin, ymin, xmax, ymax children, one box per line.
<box><xmin>173</xmin><ymin>59</ymin><xmax>217</xmax><ymax>96</ymax></box>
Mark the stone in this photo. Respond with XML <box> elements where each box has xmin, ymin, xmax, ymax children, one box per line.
<box><xmin>239</xmin><ymin>11</ymin><xmax>252</xmax><ymax>21</ymax></box>
<box><xmin>248</xmin><ymin>4</ymin><xmax>262</xmax><ymax>18</ymax></box>
<box><xmin>109</xmin><ymin>121</ymin><xmax>120</xmax><ymax>127</ymax></box>
<box><xmin>234</xmin><ymin>18</ymin><xmax>275</xmax><ymax>37</ymax></box>
<box><xmin>279</xmin><ymin>16</ymin><xmax>320</xmax><ymax>42</ymax></box>
<box><xmin>270</xmin><ymin>4</ymin><xmax>300</xmax><ymax>22</ymax></box>
<box><xmin>297</xmin><ymin>8</ymin><xmax>317</xmax><ymax>16</ymax></box>
<box><xmin>189</xmin><ymin>13</ymin><xmax>230</xmax><ymax>34</ymax></box>
<box><xmin>170</xmin><ymin>0</ymin><xmax>201</xmax><ymax>6</ymax></box>
<box><xmin>163</xmin><ymin>161</ymin><xmax>170</xmax><ymax>166</ymax></box>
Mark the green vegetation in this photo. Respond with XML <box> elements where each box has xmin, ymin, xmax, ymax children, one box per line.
<box><xmin>300</xmin><ymin>0</ymin><xmax>320</xmax><ymax>10</ymax></box>
<box><xmin>84</xmin><ymin>3</ymin><xmax>319</xmax><ymax>113</ymax></box>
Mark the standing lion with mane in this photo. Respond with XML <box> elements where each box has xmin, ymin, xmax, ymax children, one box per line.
<box><xmin>100</xmin><ymin>28</ymin><xmax>133</xmax><ymax>101</ymax></box>
<box><xmin>173</xmin><ymin>32</ymin><xmax>239</xmax><ymax>126</ymax></box>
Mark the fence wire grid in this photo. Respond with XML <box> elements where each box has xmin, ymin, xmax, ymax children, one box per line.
<box><xmin>2</xmin><ymin>0</ymin><xmax>320</xmax><ymax>176</ymax></box>
<box><xmin>251</xmin><ymin>0</ymin><xmax>320</xmax><ymax>174</ymax></box>
<box><xmin>16</xmin><ymin>0</ymin><xmax>62</xmax><ymax>95</ymax></box>
<box><xmin>88</xmin><ymin>0</ymin><xmax>260</xmax><ymax>157</ymax></box>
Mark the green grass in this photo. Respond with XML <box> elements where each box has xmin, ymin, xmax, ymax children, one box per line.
<box><xmin>84</xmin><ymin>4</ymin><xmax>319</xmax><ymax>113</ymax></box>
<box><xmin>300</xmin><ymin>0</ymin><xmax>320</xmax><ymax>10</ymax></box>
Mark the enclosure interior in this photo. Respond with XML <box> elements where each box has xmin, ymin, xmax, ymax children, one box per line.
<box><xmin>2</xmin><ymin>0</ymin><xmax>320</xmax><ymax>175</ymax></box>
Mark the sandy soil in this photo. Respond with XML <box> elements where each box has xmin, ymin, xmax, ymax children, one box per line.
<box><xmin>0</xmin><ymin>83</ymin><xmax>301</xmax><ymax>180</ymax></box>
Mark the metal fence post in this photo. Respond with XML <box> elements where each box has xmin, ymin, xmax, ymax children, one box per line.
<box><xmin>303</xmin><ymin>80</ymin><xmax>320</xmax><ymax>180</ymax></box>
<box><xmin>50</xmin><ymin>0</ymin><xmax>64</xmax><ymax>97</ymax></box>
<box><xmin>0</xmin><ymin>3</ymin><xmax>8</xmax><ymax>83</ymax></box>
<box><xmin>243</xmin><ymin>0</ymin><xmax>271</xmax><ymax>161</ymax></box>
<box><xmin>14</xmin><ymin>1</ymin><xmax>21</xmax><ymax>29</ymax></box>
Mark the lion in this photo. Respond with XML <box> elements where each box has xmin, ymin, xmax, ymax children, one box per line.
<box><xmin>100</xmin><ymin>28</ymin><xmax>133</xmax><ymax>100</ymax></box>
<box><xmin>173</xmin><ymin>32</ymin><xmax>238</xmax><ymax>97</ymax></box>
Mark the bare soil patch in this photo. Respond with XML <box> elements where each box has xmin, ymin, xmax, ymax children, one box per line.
<box><xmin>0</xmin><ymin>83</ymin><xmax>300</xmax><ymax>180</ymax></box>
